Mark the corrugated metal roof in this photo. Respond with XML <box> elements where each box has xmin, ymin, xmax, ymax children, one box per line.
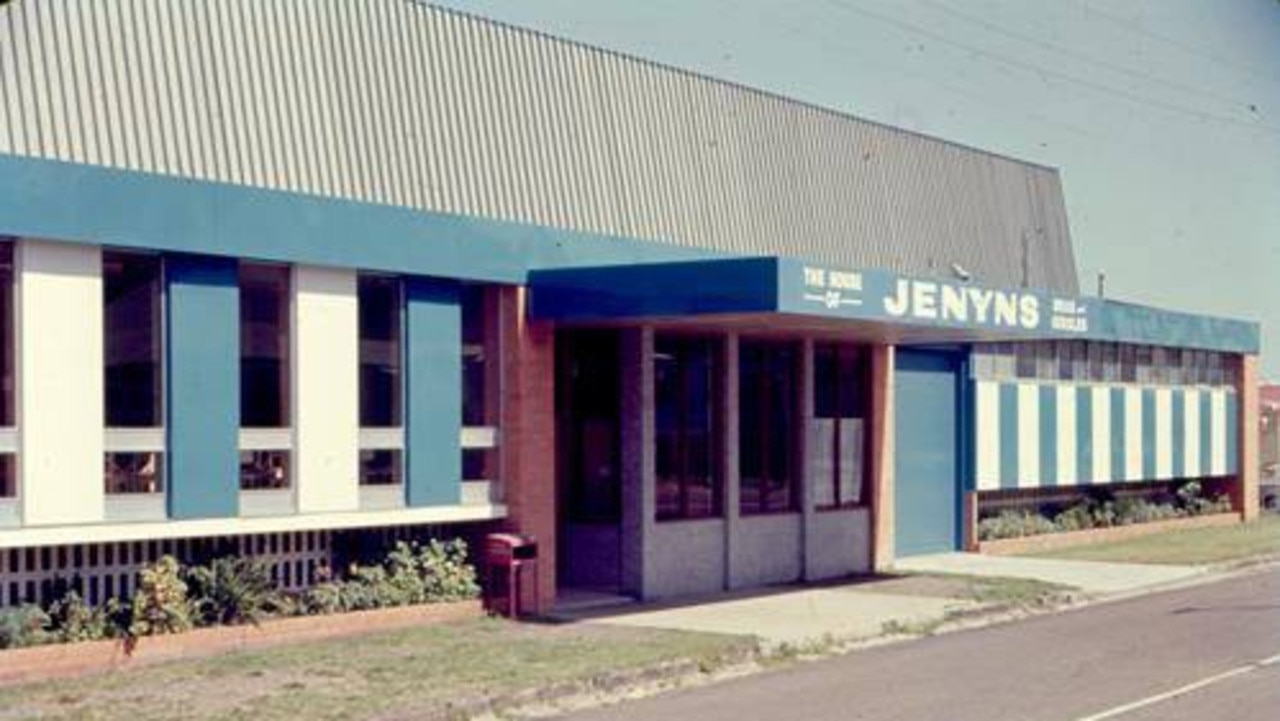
<box><xmin>0</xmin><ymin>0</ymin><xmax>1079</xmax><ymax>293</ymax></box>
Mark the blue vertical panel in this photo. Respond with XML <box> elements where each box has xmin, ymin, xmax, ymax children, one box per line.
<box><xmin>1039</xmin><ymin>386</ymin><xmax>1058</xmax><ymax>487</ymax></box>
<box><xmin>1225</xmin><ymin>392</ymin><xmax>1239</xmax><ymax>474</ymax></box>
<box><xmin>998</xmin><ymin>384</ymin><xmax>1019</xmax><ymax>490</ymax></box>
<box><xmin>166</xmin><ymin>254</ymin><xmax>240</xmax><ymax>519</ymax></box>
<box><xmin>1141</xmin><ymin>389</ymin><xmax>1157</xmax><ymax>480</ymax></box>
<box><xmin>1172</xmin><ymin>390</ymin><xmax>1186</xmax><ymax>479</ymax></box>
<box><xmin>1200</xmin><ymin>393</ymin><xmax>1213</xmax><ymax>477</ymax></box>
<box><xmin>1076</xmin><ymin>387</ymin><xmax>1093</xmax><ymax>484</ymax></box>
<box><xmin>404</xmin><ymin>277</ymin><xmax>462</xmax><ymax>506</ymax></box>
<box><xmin>894</xmin><ymin>350</ymin><xmax>962</xmax><ymax>556</ymax></box>
<box><xmin>1110</xmin><ymin>388</ymin><xmax>1126</xmax><ymax>482</ymax></box>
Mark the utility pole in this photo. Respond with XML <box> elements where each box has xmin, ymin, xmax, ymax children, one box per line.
<box><xmin>1097</xmin><ymin>270</ymin><xmax>1106</xmax><ymax>298</ymax></box>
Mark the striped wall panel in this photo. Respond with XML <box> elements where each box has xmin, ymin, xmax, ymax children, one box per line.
<box><xmin>0</xmin><ymin>0</ymin><xmax>1079</xmax><ymax>294</ymax></box>
<box><xmin>973</xmin><ymin>381</ymin><xmax>1239</xmax><ymax>490</ymax></box>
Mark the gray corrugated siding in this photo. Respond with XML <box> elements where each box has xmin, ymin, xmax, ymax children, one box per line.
<box><xmin>0</xmin><ymin>0</ymin><xmax>1078</xmax><ymax>293</ymax></box>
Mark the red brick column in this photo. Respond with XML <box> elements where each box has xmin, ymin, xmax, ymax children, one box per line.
<box><xmin>1238</xmin><ymin>354</ymin><xmax>1260</xmax><ymax>521</ymax></box>
<box><xmin>498</xmin><ymin>286</ymin><xmax>557</xmax><ymax>610</ymax></box>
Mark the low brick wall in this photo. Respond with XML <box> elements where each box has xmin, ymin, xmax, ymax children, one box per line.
<box><xmin>0</xmin><ymin>600</ymin><xmax>481</xmax><ymax>687</ymax></box>
<box><xmin>978</xmin><ymin>513</ymin><xmax>1242</xmax><ymax>556</ymax></box>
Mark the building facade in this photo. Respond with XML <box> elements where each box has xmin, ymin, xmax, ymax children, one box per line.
<box><xmin>0</xmin><ymin>0</ymin><xmax>1261</xmax><ymax>606</ymax></box>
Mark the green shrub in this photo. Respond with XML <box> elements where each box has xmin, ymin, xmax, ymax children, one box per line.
<box><xmin>129</xmin><ymin>556</ymin><xmax>194</xmax><ymax>637</ymax></box>
<box><xmin>0</xmin><ymin>605</ymin><xmax>51</xmax><ymax>649</ymax></box>
<box><xmin>45</xmin><ymin>591</ymin><xmax>116</xmax><ymax>643</ymax></box>
<box><xmin>1054</xmin><ymin>504</ymin><xmax>1096</xmax><ymax>532</ymax></box>
<box><xmin>978</xmin><ymin>510</ymin><xmax>1057</xmax><ymax>540</ymax></box>
<box><xmin>185</xmin><ymin>557</ymin><xmax>276</xmax><ymax>627</ymax></box>
<box><xmin>418</xmin><ymin>539</ymin><xmax>480</xmax><ymax>602</ymax></box>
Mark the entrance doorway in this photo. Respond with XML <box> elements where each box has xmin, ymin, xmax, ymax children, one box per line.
<box><xmin>555</xmin><ymin>329</ymin><xmax>623</xmax><ymax>592</ymax></box>
<box><xmin>894</xmin><ymin>348</ymin><xmax>963</xmax><ymax>556</ymax></box>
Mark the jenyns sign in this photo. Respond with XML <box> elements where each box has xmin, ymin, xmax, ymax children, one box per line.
<box><xmin>792</xmin><ymin>263</ymin><xmax>1090</xmax><ymax>335</ymax></box>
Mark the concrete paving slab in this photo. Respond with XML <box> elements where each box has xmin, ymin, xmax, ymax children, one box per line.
<box><xmin>893</xmin><ymin>552</ymin><xmax>1208</xmax><ymax>594</ymax></box>
<box><xmin>575</xmin><ymin>588</ymin><xmax>973</xmax><ymax>646</ymax></box>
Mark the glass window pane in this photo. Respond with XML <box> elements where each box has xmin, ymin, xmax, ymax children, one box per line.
<box><xmin>104</xmin><ymin>252</ymin><xmax>163</xmax><ymax>427</ymax></box>
<box><xmin>461</xmin><ymin>285</ymin><xmax>498</xmax><ymax>428</ymax></box>
<box><xmin>105</xmin><ymin>452</ymin><xmax>164</xmax><ymax>494</ymax></box>
<box><xmin>1015</xmin><ymin>344</ymin><xmax>1037</xmax><ymax>378</ymax></box>
<box><xmin>0</xmin><ymin>241</ymin><xmax>14</xmax><ymax>427</ymax></box>
<box><xmin>240</xmin><ymin>264</ymin><xmax>291</xmax><ymax>428</ymax></box>
<box><xmin>240</xmin><ymin>450</ymin><xmax>291</xmax><ymax>490</ymax></box>
<box><xmin>1119</xmin><ymin>344</ymin><xmax>1136</xmax><ymax>383</ymax></box>
<box><xmin>740</xmin><ymin>340</ymin><xmax>796</xmax><ymax>515</ymax></box>
<box><xmin>360</xmin><ymin>449</ymin><xmax>402</xmax><ymax>486</ymax></box>
<box><xmin>358</xmin><ymin>275</ymin><xmax>402</xmax><ymax>427</ymax></box>
<box><xmin>655</xmin><ymin>335</ymin><xmax>720</xmax><ymax>521</ymax></box>
<box><xmin>0</xmin><ymin>455</ymin><xmax>14</xmax><ymax>498</ymax></box>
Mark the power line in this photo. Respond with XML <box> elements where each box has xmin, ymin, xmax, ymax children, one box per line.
<box><xmin>920</xmin><ymin>0</ymin><xmax>1266</xmax><ymax>117</ymax></box>
<box><xmin>773</xmin><ymin>18</ymin><xmax>1272</xmax><ymax>194</ymax></box>
<box><xmin>824</xmin><ymin>0</ymin><xmax>1280</xmax><ymax>137</ymax></box>
<box><xmin>1068</xmin><ymin>0</ymin><xmax>1280</xmax><ymax>87</ymax></box>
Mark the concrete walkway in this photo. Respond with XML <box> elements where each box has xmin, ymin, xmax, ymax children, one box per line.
<box><xmin>561</xmin><ymin>585</ymin><xmax>973</xmax><ymax>647</ymax></box>
<box><xmin>893</xmin><ymin>552</ymin><xmax>1207</xmax><ymax>594</ymax></box>
<box><xmin>557</xmin><ymin>553</ymin><xmax>1214</xmax><ymax>648</ymax></box>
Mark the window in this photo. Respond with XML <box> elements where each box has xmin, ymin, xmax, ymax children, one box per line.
<box><xmin>559</xmin><ymin>330</ymin><xmax>621</xmax><ymax>523</ymax></box>
<box><xmin>739</xmin><ymin>340</ymin><xmax>799</xmax><ymax>515</ymax></box>
<box><xmin>358</xmin><ymin>275</ymin><xmax>403</xmax><ymax>488</ymax></box>
<box><xmin>1015</xmin><ymin>344</ymin><xmax>1037</xmax><ymax>378</ymax></box>
<box><xmin>1118</xmin><ymin>344</ymin><xmax>1136</xmax><ymax>383</ymax></box>
<box><xmin>654</xmin><ymin>334</ymin><xmax>720</xmax><ymax>521</ymax></box>
<box><xmin>461</xmin><ymin>285</ymin><xmax>500</xmax><ymax>484</ymax></box>
<box><xmin>240</xmin><ymin>263</ymin><xmax>291</xmax><ymax>491</ymax></box>
<box><xmin>1135</xmin><ymin>345</ymin><xmax>1153</xmax><ymax>384</ymax></box>
<box><xmin>0</xmin><ymin>241</ymin><xmax>13</xmax><ymax>501</ymax></box>
<box><xmin>812</xmin><ymin>344</ymin><xmax>869</xmax><ymax>509</ymax></box>
<box><xmin>103</xmin><ymin>251</ymin><xmax>165</xmax><ymax>495</ymax></box>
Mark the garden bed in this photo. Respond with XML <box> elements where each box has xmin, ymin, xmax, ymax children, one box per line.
<box><xmin>0</xmin><ymin>598</ymin><xmax>481</xmax><ymax>687</ymax></box>
<box><xmin>978</xmin><ymin>512</ymin><xmax>1241</xmax><ymax>555</ymax></box>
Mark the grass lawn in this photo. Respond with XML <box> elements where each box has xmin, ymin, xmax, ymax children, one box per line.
<box><xmin>0</xmin><ymin>618</ymin><xmax>754</xmax><ymax>721</ymax></box>
<box><xmin>1023</xmin><ymin>514</ymin><xmax>1280</xmax><ymax>565</ymax></box>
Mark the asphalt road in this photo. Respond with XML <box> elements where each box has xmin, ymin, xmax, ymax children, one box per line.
<box><xmin>559</xmin><ymin>566</ymin><xmax>1280</xmax><ymax>721</ymax></box>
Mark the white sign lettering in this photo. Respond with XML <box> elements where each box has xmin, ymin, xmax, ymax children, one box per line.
<box><xmin>883</xmin><ymin>279</ymin><xmax>1041</xmax><ymax>330</ymax></box>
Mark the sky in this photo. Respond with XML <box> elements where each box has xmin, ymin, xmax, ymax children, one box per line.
<box><xmin>434</xmin><ymin>0</ymin><xmax>1280</xmax><ymax>378</ymax></box>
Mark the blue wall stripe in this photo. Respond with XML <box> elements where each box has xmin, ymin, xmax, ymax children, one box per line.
<box><xmin>1172</xmin><ymin>391</ymin><xmax>1186</xmax><ymax>478</ymax></box>
<box><xmin>998</xmin><ymin>384</ymin><xmax>1019</xmax><ymax>490</ymax></box>
<box><xmin>1039</xmin><ymin>386</ymin><xmax>1058</xmax><ymax>487</ymax></box>
<box><xmin>1110</xmin><ymin>388</ymin><xmax>1126</xmax><ymax>482</ymax></box>
<box><xmin>1200</xmin><ymin>392</ymin><xmax>1214</xmax><ymax>477</ymax></box>
<box><xmin>1225</xmin><ymin>392</ymin><xmax>1239</xmax><ymax>474</ymax></box>
<box><xmin>1076</xmin><ymin>387</ymin><xmax>1093</xmax><ymax>484</ymax></box>
<box><xmin>166</xmin><ymin>254</ymin><xmax>240</xmax><ymax>519</ymax></box>
<box><xmin>1141</xmin><ymin>389</ymin><xmax>1157</xmax><ymax>480</ymax></box>
<box><xmin>404</xmin><ymin>278</ymin><xmax>463</xmax><ymax>507</ymax></box>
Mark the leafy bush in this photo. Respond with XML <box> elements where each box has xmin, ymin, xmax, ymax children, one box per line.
<box><xmin>296</xmin><ymin>539</ymin><xmax>480</xmax><ymax>614</ymax></box>
<box><xmin>418</xmin><ymin>539</ymin><xmax>480</xmax><ymax>602</ymax></box>
<box><xmin>978</xmin><ymin>510</ymin><xmax>1057</xmax><ymax>540</ymax></box>
<box><xmin>46</xmin><ymin>591</ymin><xmax>117</xmax><ymax>643</ymax></box>
<box><xmin>186</xmin><ymin>557</ymin><xmax>277</xmax><ymax>627</ymax></box>
<box><xmin>0</xmin><ymin>605</ymin><xmax>51</xmax><ymax>649</ymax></box>
<box><xmin>129</xmin><ymin>556</ymin><xmax>193</xmax><ymax>637</ymax></box>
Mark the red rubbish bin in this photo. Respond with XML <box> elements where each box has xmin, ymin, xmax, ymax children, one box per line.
<box><xmin>484</xmin><ymin>533</ymin><xmax>539</xmax><ymax>618</ymax></box>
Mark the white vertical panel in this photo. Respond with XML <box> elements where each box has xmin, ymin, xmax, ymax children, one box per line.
<box><xmin>1155</xmin><ymin>388</ymin><xmax>1173</xmax><ymax>479</ymax></box>
<box><xmin>292</xmin><ymin>266</ymin><xmax>359</xmax><ymax>514</ymax></box>
<box><xmin>975</xmin><ymin>381</ymin><xmax>1000</xmax><ymax>491</ymax></box>
<box><xmin>18</xmin><ymin>240</ymin><xmax>105</xmax><ymax>526</ymax></box>
<box><xmin>1210</xmin><ymin>390</ymin><xmax>1228</xmax><ymax>476</ymax></box>
<box><xmin>1017</xmin><ymin>383</ymin><xmax>1040</xmax><ymax>489</ymax></box>
<box><xmin>1057</xmin><ymin>385</ymin><xmax>1077</xmax><ymax>485</ymax></box>
<box><xmin>1091</xmin><ymin>386</ymin><xmax>1111</xmax><ymax>483</ymax></box>
<box><xmin>1124</xmin><ymin>388</ymin><xmax>1143</xmax><ymax>481</ymax></box>
<box><xmin>1184</xmin><ymin>389</ymin><xmax>1201</xmax><ymax>476</ymax></box>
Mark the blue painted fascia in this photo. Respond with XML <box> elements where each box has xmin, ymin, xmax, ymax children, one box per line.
<box><xmin>0</xmin><ymin>153</ymin><xmax>719</xmax><ymax>285</ymax></box>
<box><xmin>529</xmin><ymin>257</ymin><xmax>780</xmax><ymax>322</ymax></box>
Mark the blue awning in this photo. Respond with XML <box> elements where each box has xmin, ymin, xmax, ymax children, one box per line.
<box><xmin>529</xmin><ymin>257</ymin><xmax>1259</xmax><ymax>354</ymax></box>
